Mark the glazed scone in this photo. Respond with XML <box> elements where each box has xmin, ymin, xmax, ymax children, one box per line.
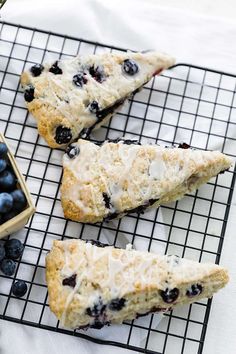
<box><xmin>46</xmin><ymin>239</ymin><xmax>228</xmax><ymax>329</ymax></box>
<box><xmin>60</xmin><ymin>139</ymin><xmax>232</xmax><ymax>223</ymax></box>
<box><xmin>21</xmin><ymin>51</ymin><xmax>174</xmax><ymax>148</ymax></box>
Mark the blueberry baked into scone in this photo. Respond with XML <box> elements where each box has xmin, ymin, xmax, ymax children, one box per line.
<box><xmin>46</xmin><ymin>239</ymin><xmax>228</xmax><ymax>329</ymax></box>
<box><xmin>20</xmin><ymin>51</ymin><xmax>174</xmax><ymax>148</ymax></box>
<box><xmin>60</xmin><ymin>139</ymin><xmax>232</xmax><ymax>223</ymax></box>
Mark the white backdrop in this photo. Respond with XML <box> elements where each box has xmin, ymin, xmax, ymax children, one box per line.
<box><xmin>1</xmin><ymin>1</ymin><xmax>236</xmax><ymax>354</ymax></box>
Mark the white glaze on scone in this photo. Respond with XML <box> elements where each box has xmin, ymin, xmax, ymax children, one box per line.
<box><xmin>60</xmin><ymin>139</ymin><xmax>232</xmax><ymax>223</ymax></box>
<box><xmin>46</xmin><ymin>239</ymin><xmax>229</xmax><ymax>329</ymax></box>
<box><xmin>21</xmin><ymin>51</ymin><xmax>175</xmax><ymax>148</ymax></box>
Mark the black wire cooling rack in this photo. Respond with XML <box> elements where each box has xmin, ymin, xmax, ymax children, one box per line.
<box><xmin>0</xmin><ymin>21</ymin><xmax>236</xmax><ymax>354</ymax></box>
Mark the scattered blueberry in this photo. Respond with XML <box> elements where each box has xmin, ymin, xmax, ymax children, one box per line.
<box><xmin>89</xmin><ymin>65</ymin><xmax>105</xmax><ymax>83</ymax></box>
<box><xmin>89</xmin><ymin>101</ymin><xmax>99</xmax><ymax>114</ymax></box>
<box><xmin>0</xmin><ymin>143</ymin><xmax>8</xmax><ymax>157</ymax></box>
<box><xmin>66</xmin><ymin>144</ymin><xmax>80</xmax><ymax>159</ymax></box>
<box><xmin>0</xmin><ymin>244</ymin><xmax>5</xmax><ymax>262</ymax></box>
<box><xmin>73</xmin><ymin>72</ymin><xmax>87</xmax><ymax>87</ymax></box>
<box><xmin>109</xmin><ymin>298</ymin><xmax>126</xmax><ymax>311</ymax></box>
<box><xmin>12</xmin><ymin>280</ymin><xmax>28</xmax><ymax>297</ymax></box>
<box><xmin>86</xmin><ymin>297</ymin><xmax>106</xmax><ymax>317</ymax></box>
<box><xmin>24</xmin><ymin>85</ymin><xmax>35</xmax><ymax>102</ymax></box>
<box><xmin>49</xmin><ymin>61</ymin><xmax>62</xmax><ymax>75</ymax></box>
<box><xmin>5</xmin><ymin>239</ymin><xmax>24</xmax><ymax>260</ymax></box>
<box><xmin>30</xmin><ymin>64</ymin><xmax>44</xmax><ymax>77</ymax></box>
<box><xmin>122</xmin><ymin>59</ymin><xmax>139</xmax><ymax>75</ymax></box>
<box><xmin>55</xmin><ymin>126</ymin><xmax>72</xmax><ymax>145</ymax></box>
<box><xmin>0</xmin><ymin>259</ymin><xmax>16</xmax><ymax>276</ymax></box>
<box><xmin>0</xmin><ymin>193</ymin><xmax>13</xmax><ymax>213</ymax></box>
<box><xmin>186</xmin><ymin>284</ymin><xmax>203</xmax><ymax>298</ymax></box>
<box><xmin>62</xmin><ymin>274</ymin><xmax>77</xmax><ymax>288</ymax></box>
<box><xmin>0</xmin><ymin>170</ymin><xmax>16</xmax><ymax>191</ymax></box>
<box><xmin>0</xmin><ymin>159</ymin><xmax>7</xmax><ymax>173</ymax></box>
<box><xmin>11</xmin><ymin>189</ymin><xmax>27</xmax><ymax>212</ymax></box>
<box><xmin>160</xmin><ymin>288</ymin><xmax>179</xmax><ymax>304</ymax></box>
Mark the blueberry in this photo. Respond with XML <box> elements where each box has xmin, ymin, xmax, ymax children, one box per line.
<box><xmin>109</xmin><ymin>298</ymin><xmax>126</xmax><ymax>311</ymax></box>
<box><xmin>86</xmin><ymin>297</ymin><xmax>106</xmax><ymax>317</ymax></box>
<box><xmin>0</xmin><ymin>170</ymin><xmax>16</xmax><ymax>191</ymax></box>
<box><xmin>0</xmin><ymin>244</ymin><xmax>5</xmax><ymax>262</ymax></box>
<box><xmin>66</xmin><ymin>144</ymin><xmax>80</xmax><ymax>159</ymax></box>
<box><xmin>24</xmin><ymin>85</ymin><xmax>35</xmax><ymax>102</ymax></box>
<box><xmin>11</xmin><ymin>189</ymin><xmax>27</xmax><ymax>212</ymax></box>
<box><xmin>0</xmin><ymin>159</ymin><xmax>7</xmax><ymax>173</ymax></box>
<box><xmin>73</xmin><ymin>72</ymin><xmax>87</xmax><ymax>87</ymax></box>
<box><xmin>186</xmin><ymin>284</ymin><xmax>203</xmax><ymax>298</ymax></box>
<box><xmin>0</xmin><ymin>193</ymin><xmax>13</xmax><ymax>213</ymax></box>
<box><xmin>89</xmin><ymin>65</ymin><xmax>105</xmax><ymax>83</ymax></box>
<box><xmin>5</xmin><ymin>239</ymin><xmax>24</xmax><ymax>260</ymax></box>
<box><xmin>0</xmin><ymin>259</ymin><xmax>16</xmax><ymax>276</ymax></box>
<box><xmin>122</xmin><ymin>59</ymin><xmax>139</xmax><ymax>75</ymax></box>
<box><xmin>12</xmin><ymin>280</ymin><xmax>28</xmax><ymax>297</ymax></box>
<box><xmin>30</xmin><ymin>64</ymin><xmax>44</xmax><ymax>77</ymax></box>
<box><xmin>2</xmin><ymin>210</ymin><xmax>19</xmax><ymax>223</ymax></box>
<box><xmin>62</xmin><ymin>274</ymin><xmax>77</xmax><ymax>288</ymax></box>
<box><xmin>55</xmin><ymin>126</ymin><xmax>72</xmax><ymax>145</ymax></box>
<box><xmin>0</xmin><ymin>143</ymin><xmax>8</xmax><ymax>157</ymax></box>
<box><xmin>160</xmin><ymin>288</ymin><xmax>179</xmax><ymax>304</ymax></box>
<box><xmin>89</xmin><ymin>101</ymin><xmax>99</xmax><ymax>114</ymax></box>
<box><xmin>49</xmin><ymin>61</ymin><xmax>62</xmax><ymax>75</ymax></box>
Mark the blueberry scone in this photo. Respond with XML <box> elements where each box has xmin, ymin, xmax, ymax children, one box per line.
<box><xmin>20</xmin><ymin>51</ymin><xmax>174</xmax><ymax>148</ymax></box>
<box><xmin>46</xmin><ymin>239</ymin><xmax>228</xmax><ymax>329</ymax></box>
<box><xmin>60</xmin><ymin>139</ymin><xmax>232</xmax><ymax>223</ymax></box>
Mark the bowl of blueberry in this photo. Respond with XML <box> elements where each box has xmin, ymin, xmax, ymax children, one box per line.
<box><xmin>0</xmin><ymin>133</ymin><xmax>35</xmax><ymax>238</ymax></box>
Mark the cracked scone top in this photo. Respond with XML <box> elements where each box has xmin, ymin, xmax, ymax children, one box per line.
<box><xmin>20</xmin><ymin>51</ymin><xmax>174</xmax><ymax>148</ymax></box>
<box><xmin>46</xmin><ymin>239</ymin><xmax>228</xmax><ymax>329</ymax></box>
<box><xmin>61</xmin><ymin>139</ymin><xmax>232</xmax><ymax>223</ymax></box>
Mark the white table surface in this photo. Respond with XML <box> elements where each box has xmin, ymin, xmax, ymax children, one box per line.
<box><xmin>1</xmin><ymin>1</ymin><xmax>236</xmax><ymax>353</ymax></box>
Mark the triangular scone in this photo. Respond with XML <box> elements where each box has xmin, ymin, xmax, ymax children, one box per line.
<box><xmin>60</xmin><ymin>139</ymin><xmax>232</xmax><ymax>223</ymax></box>
<box><xmin>21</xmin><ymin>51</ymin><xmax>174</xmax><ymax>148</ymax></box>
<box><xmin>46</xmin><ymin>239</ymin><xmax>228</xmax><ymax>329</ymax></box>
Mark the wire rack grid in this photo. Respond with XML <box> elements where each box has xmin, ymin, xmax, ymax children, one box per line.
<box><xmin>0</xmin><ymin>21</ymin><xmax>236</xmax><ymax>354</ymax></box>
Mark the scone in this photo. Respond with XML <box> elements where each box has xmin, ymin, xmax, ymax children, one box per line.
<box><xmin>60</xmin><ymin>139</ymin><xmax>232</xmax><ymax>223</ymax></box>
<box><xmin>21</xmin><ymin>51</ymin><xmax>174</xmax><ymax>148</ymax></box>
<box><xmin>46</xmin><ymin>239</ymin><xmax>228</xmax><ymax>329</ymax></box>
